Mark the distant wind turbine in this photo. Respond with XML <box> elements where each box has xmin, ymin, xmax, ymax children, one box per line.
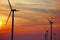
<box><xmin>39</xmin><ymin>14</ymin><xmax>54</xmax><ymax>40</ymax></box>
<box><xmin>47</xmin><ymin>18</ymin><xmax>53</xmax><ymax>40</ymax></box>
<box><xmin>45</xmin><ymin>30</ymin><xmax>48</xmax><ymax>40</ymax></box>
<box><xmin>54</xmin><ymin>32</ymin><xmax>56</xmax><ymax>40</ymax></box>
<box><xmin>44</xmin><ymin>17</ymin><xmax>54</xmax><ymax>40</ymax></box>
<box><xmin>6</xmin><ymin>0</ymin><xmax>18</xmax><ymax>40</ymax></box>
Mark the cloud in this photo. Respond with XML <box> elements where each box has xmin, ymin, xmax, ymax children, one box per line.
<box><xmin>15</xmin><ymin>3</ymin><xmax>60</xmax><ymax>14</ymax></box>
<box><xmin>0</xmin><ymin>1</ymin><xmax>60</xmax><ymax>28</ymax></box>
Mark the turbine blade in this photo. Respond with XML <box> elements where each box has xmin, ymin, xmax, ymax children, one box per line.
<box><xmin>8</xmin><ymin>0</ymin><xmax>12</xmax><ymax>9</ymax></box>
<box><xmin>15</xmin><ymin>9</ymin><xmax>19</xmax><ymax>11</ymax></box>
<box><xmin>6</xmin><ymin>11</ymin><xmax>11</xmax><ymax>24</ymax></box>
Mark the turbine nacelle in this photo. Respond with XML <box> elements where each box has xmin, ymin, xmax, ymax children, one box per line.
<box><xmin>49</xmin><ymin>21</ymin><xmax>53</xmax><ymax>24</ymax></box>
<box><xmin>11</xmin><ymin>9</ymin><xmax>18</xmax><ymax>11</ymax></box>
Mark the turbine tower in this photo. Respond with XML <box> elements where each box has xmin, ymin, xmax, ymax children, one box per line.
<box><xmin>45</xmin><ymin>30</ymin><xmax>48</xmax><ymax>40</ymax></box>
<box><xmin>6</xmin><ymin>0</ymin><xmax>18</xmax><ymax>40</ymax></box>
<box><xmin>54</xmin><ymin>32</ymin><xmax>56</xmax><ymax>40</ymax></box>
<box><xmin>47</xmin><ymin>18</ymin><xmax>53</xmax><ymax>40</ymax></box>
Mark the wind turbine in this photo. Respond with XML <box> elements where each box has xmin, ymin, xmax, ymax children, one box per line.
<box><xmin>45</xmin><ymin>30</ymin><xmax>48</xmax><ymax>40</ymax></box>
<box><xmin>38</xmin><ymin>9</ymin><xmax>55</xmax><ymax>40</ymax></box>
<box><xmin>6</xmin><ymin>0</ymin><xmax>18</xmax><ymax>40</ymax></box>
<box><xmin>47</xmin><ymin>18</ymin><xmax>53</xmax><ymax>40</ymax></box>
<box><xmin>44</xmin><ymin>17</ymin><xmax>53</xmax><ymax>40</ymax></box>
<box><xmin>54</xmin><ymin>32</ymin><xmax>56</xmax><ymax>40</ymax></box>
<box><xmin>44</xmin><ymin>25</ymin><xmax>48</xmax><ymax>40</ymax></box>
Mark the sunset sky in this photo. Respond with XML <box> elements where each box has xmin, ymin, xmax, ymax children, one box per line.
<box><xmin>0</xmin><ymin>0</ymin><xmax>60</xmax><ymax>40</ymax></box>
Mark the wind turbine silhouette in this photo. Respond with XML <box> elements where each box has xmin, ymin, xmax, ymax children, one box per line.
<box><xmin>54</xmin><ymin>32</ymin><xmax>56</xmax><ymax>40</ymax></box>
<box><xmin>45</xmin><ymin>30</ymin><xmax>48</xmax><ymax>40</ymax></box>
<box><xmin>6</xmin><ymin>0</ymin><xmax>18</xmax><ymax>40</ymax></box>
<box><xmin>39</xmin><ymin>14</ymin><xmax>54</xmax><ymax>40</ymax></box>
<box><xmin>44</xmin><ymin>17</ymin><xmax>54</xmax><ymax>40</ymax></box>
<box><xmin>47</xmin><ymin>17</ymin><xmax>54</xmax><ymax>40</ymax></box>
